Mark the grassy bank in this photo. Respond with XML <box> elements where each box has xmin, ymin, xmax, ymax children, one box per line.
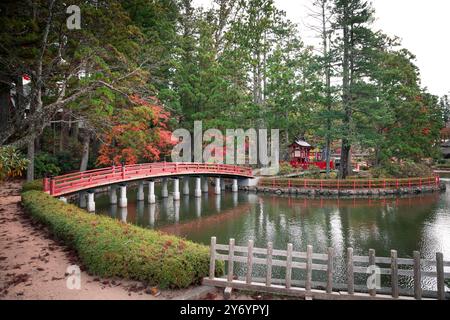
<box><xmin>21</xmin><ymin>190</ymin><xmax>223</xmax><ymax>288</ymax></box>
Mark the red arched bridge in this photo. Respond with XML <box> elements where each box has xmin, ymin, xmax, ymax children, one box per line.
<box><xmin>43</xmin><ymin>162</ymin><xmax>254</xmax><ymax>197</ymax></box>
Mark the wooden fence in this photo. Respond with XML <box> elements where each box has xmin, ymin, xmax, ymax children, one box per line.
<box><xmin>258</xmin><ymin>177</ymin><xmax>441</xmax><ymax>190</ymax></box>
<box><xmin>203</xmin><ymin>237</ymin><xmax>450</xmax><ymax>300</ymax></box>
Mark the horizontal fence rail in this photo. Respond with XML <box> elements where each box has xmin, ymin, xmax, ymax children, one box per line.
<box><xmin>43</xmin><ymin>162</ymin><xmax>253</xmax><ymax>197</ymax></box>
<box><xmin>204</xmin><ymin>237</ymin><xmax>450</xmax><ymax>300</ymax></box>
<box><xmin>258</xmin><ymin>177</ymin><xmax>441</xmax><ymax>190</ymax></box>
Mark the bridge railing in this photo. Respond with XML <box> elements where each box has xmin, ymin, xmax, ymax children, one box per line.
<box><xmin>259</xmin><ymin>176</ymin><xmax>441</xmax><ymax>190</ymax></box>
<box><xmin>43</xmin><ymin>162</ymin><xmax>253</xmax><ymax>196</ymax></box>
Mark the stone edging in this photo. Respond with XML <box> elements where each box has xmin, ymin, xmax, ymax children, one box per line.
<box><xmin>238</xmin><ymin>183</ymin><xmax>446</xmax><ymax>198</ymax></box>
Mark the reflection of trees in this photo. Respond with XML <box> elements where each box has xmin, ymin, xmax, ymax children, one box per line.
<box><xmin>158</xmin><ymin>203</ymin><xmax>252</xmax><ymax>237</ymax></box>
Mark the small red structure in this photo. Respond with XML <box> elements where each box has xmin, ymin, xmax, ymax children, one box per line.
<box><xmin>289</xmin><ymin>139</ymin><xmax>334</xmax><ymax>170</ymax></box>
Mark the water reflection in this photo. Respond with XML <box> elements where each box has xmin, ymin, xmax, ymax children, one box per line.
<box><xmin>195</xmin><ymin>197</ymin><xmax>201</xmax><ymax>218</ymax></box>
<box><xmin>94</xmin><ymin>181</ymin><xmax>450</xmax><ymax>292</ymax></box>
<box><xmin>149</xmin><ymin>204</ymin><xmax>156</xmax><ymax>227</ymax></box>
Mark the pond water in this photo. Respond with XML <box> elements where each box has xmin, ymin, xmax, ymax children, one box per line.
<box><xmin>94</xmin><ymin>178</ymin><xmax>450</xmax><ymax>293</ymax></box>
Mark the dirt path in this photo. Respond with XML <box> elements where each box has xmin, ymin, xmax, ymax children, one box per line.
<box><xmin>0</xmin><ymin>180</ymin><xmax>209</xmax><ymax>300</ymax></box>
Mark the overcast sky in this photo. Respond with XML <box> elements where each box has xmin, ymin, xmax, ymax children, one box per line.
<box><xmin>193</xmin><ymin>0</ymin><xmax>450</xmax><ymax>97</ymax></box>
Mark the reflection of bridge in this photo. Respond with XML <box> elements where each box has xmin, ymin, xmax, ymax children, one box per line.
<box><xmin>43</xmin><ymin>162</ymin><xmax>254</xmax><ymax>212</ymax></box>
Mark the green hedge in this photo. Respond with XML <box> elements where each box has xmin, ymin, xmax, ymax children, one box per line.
<box><xmin>22</xmin><ymin>179</ymin><xmax>43</xmax><ymax>192</ymax></box>
<box><xmin>21</xmin><ymin>191</ymin><xmax>223</xmax><ymax>288</ymax></box>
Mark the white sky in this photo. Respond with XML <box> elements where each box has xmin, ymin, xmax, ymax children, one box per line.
<box><xmin>193</xmin><ymin>0</ymin><xmax>450</xmax><ymax>97</ymax></box>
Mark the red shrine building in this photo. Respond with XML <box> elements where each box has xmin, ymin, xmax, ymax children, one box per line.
<box><xmin>289</xmin><ymin>139</ymin><xmax>335</xmax><ymax>170</ymax></box>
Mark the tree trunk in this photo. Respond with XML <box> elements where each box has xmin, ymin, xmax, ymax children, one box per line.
<box><xmin>340</xmin><ymin>143</ymin><xmax>351</xmax><ymax>179</ymax></box>
<box><xmin>26</xmin><ymin>137</ymin><xmax>35</xmax><ymax>181</ymax></box>
<box><xmin>26</xmin><ymin>0</ymin><xmax>55</xmax><ymax>181</ymax></box>
<box><xmin>80</xmin><ymin>133</ymin><xmax>90</xmax><ymax>172</ymax></box>
<box><xmin>339</xmin><ymin>3</ymin><xmax>352</xmax><ymax>179</ymax></box>
<box><xmin>321</xmin><ymin>1</ymin><xmax>332</xmax><ymax>177</ymax></box>
<box><xmin>59</xmin><ymin>112</ymin><xmax>70</xmax><ymax>152</ymax></box>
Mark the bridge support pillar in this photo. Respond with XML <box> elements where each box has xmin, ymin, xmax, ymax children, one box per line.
<box><xmin>79</xmin><ymin>192</ymin><xmax>87</xmax><ymax>208</ymax></box>
<box><xmin>137</xmin><ymin>181</ymin><xmax>145</xmax><ymax>201</ymax></box>
<box><xmin>119</xmin><ymin>184</ymin><xmax>127</xmax><ymax>208</ymax></box>
<box><xmin>232</xmin><ymin>179</ymin><xmax>238</xmax><ymax>192</ymax></box>
<box><xmin>202</xmin><ymin>177</ymin><xmax>209</xmax><ymax>193</ymax></box>
<box><xmin>221</xmin><ymin>178</ymin><xmax>226</xmax><ymax>191</ymax></box>
<box><xmin>214</xmin><ymin>177</ymin><xmax>221</xmax><ymax>195</ymax></box>
<box><xmin>87</xmin><ymin>191</ymin><xmax>95</xmax><ymax>212</ymax></box>
<box><xmin>109</xmin><ymin>185</ymin><xmax>117</xmax><ymax>205</ymax></box>
<box><xmin>194</xmin><ymin>177</ymin><xmax>202</xmax><ymax>198</ymax></box>
<box><xmin>161</xmin><ymin>178</ymin><xmax>169</xmax><ymax>198</ymax></box>
<box><xmin>147</xmin><ymin>180</ymin><xmax>156</xmax><ymax>204</ymax></box>
<box><xmin>173</xmin><ymin>178</ymin><xmax>180</xmax><ymax>201</ymax></box>
<box><xmin>59</xmin><ymin>197</ymin><xmax>67</xmax><ymax>204</ymax></box>
<box><xmin>182</xmin><ymin>177</ymin><xmax>190</xmax><ymax>196</ymax></box>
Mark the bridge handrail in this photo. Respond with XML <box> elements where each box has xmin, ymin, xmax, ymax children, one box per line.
<box><xmin>43</xmin><ymin>162</ymin><xmax>253</xmax><ymax>196</ymax></box>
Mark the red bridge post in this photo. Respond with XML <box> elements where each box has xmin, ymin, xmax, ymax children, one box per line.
<box><xmin>50</xmin><ymin>177</ymin><xmax>55</xmax><ymax>195</ymax></box>
<box><xmin>43</xmin><ymin>177</ymin><xmax>49</xmax><ymax>192</ymax></box>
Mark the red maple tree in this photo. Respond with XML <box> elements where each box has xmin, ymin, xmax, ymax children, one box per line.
<box><xmin>97</xmin><ymin>95</ymin><xmax>177</xmax><ymax>166</ymax></box>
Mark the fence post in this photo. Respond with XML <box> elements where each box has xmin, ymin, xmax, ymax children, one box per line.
<box><xmin>227</xmin><ymin>239</ymin><xmax>235</xmax><ymax>283</ymax></box>
<box><xmin>288</xmin><ymin>179</ymin><xmax>291</xmax><ymax>188</ymax></box>
<box><xmin>266</xmin><ymin>242</ymin><xmax>273</xmax><ymax>287</ymax></box>
<box><xmin>369</xmin><ymin>180</ymin><xmax>371</xmax><ymax>190</ymax></box>
<box><xmin>413</xmin><ymin>251</ymin><xmax>422</xmax><ymax>300</ymax></box>
<box><xmin>347</xmin><ymin>248</ymin><xmax>354</xmax><ymax>294</ymax></box>
<box><xmin>285</xmin><ymin>243</ymin><xmax>293</xmax><ymax>289</ymax></box>
<box><xmin>246</xmin><ymin>240</ymin><xmax>254</xmax><ymax>285</ymax></box>
<box><xmin>383</xmin><ymin>179</ymin><xmax>386</xmax><ymax>189</ymax></box>
<box><xmin>306</xmin><ymin>245</ymin><xmax>313</xmax><ymax>292</ymax></box>
<box><xmin>368</xmin><ymin>249</ymin><xmax>376</xmax><ymax>297</ymax></box>
<box><xmin>326</xmin><ymin>247</ymin><xmax>334</xmax><ymax>294</ymax></box>
<box><xmin>209</xmin><ymin>237</ymin><xmax>216</xmax><ymax>279</ymax></box>
<box><xmin>436</xmin><ymin>252</ymin><xmax>445</xmax><ymax>300</ymax></box>
<box><xmin>391</xmin><ymin>250</ymin><xmax>399</xmax><ymax>299</ymax></box>
<box><xmin>396</xmin><ymin>179</ymin><xmax>399</xmax><ymax>189</ymax></box>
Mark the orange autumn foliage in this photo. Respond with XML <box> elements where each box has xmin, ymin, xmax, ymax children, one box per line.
<box><xmin>97</xmin><ymin>96</ymin><xmax>177</xmax><ymax>166</ymax></box>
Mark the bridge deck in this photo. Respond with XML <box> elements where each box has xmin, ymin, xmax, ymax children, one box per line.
<box><xmin>43</xmin><ymin>162</ymin><xmax>253</xmax><ymax>197</ymax></box>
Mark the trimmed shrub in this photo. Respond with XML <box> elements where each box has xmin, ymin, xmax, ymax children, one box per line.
<box><xmin>22</xmin><ymin>179</ymin><xmax>43</xmax><ymax>192</ymax></box>
<box><xmin>21</xmin><ymin>191</ymin><xmax>223</xmax><ymax>288</ymax></box>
